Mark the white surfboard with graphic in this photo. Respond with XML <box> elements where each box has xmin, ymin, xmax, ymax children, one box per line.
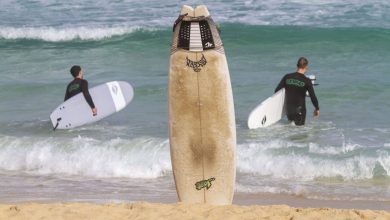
<box><xmin>248</xmin><ymin>88</ymin><xmax>286</xmax><ymax>129</ymax></box>
<box><xmin>50</xmin><ymin>81</ymin><xmax>134</xmax><ymax>130</ymax></box>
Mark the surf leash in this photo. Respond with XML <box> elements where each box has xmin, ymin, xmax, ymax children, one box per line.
<box><xmin>53</xmin><ymin>117</ymin><xmax>61</xmax><ymax>131</ymax></box>
<box><xmin>173</xmin><ymin>13</ymin><xmax>188</xmax><ymax>32</ymax></box>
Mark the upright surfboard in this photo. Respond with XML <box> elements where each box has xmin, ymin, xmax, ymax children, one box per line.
<box><xmin>169</xmin><ymin>5</ymin><xmax>236</xmax><ymax>205</ymax></box>
<box><xmin>248</xmin><ymin>88</ymin><xmax>286</xmax><ymax>129</ymax></box>
<box><xmin>50</xmin><ymin>81</ymin><xmax>134</xmax><ymax>129</ymax></box>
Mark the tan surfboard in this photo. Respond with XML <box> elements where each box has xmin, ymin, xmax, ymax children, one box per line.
<box><xmin>168</xmin><ymin>5</ymin><xmax>236</xmax><ymax>205</ymax></box>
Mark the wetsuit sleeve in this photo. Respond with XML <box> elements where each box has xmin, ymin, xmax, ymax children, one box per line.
<box><xmin>307</xmin><ymin>81</ymin><xmax>319</xmax><ymax>111</ymax></box>
<box><xmin>275</xmin><ymin>75</ymin><xmax>286</xmax><ymax>93</ymax></box>
<box><xmin>64</xmin><ymin>85</ymin><xmax>70</xmax><ymax>101</ymax></box>
<box><xmin>81</xmin><ymin>80</ymin><xmax>95</xmax><ymax>109</ymax></box>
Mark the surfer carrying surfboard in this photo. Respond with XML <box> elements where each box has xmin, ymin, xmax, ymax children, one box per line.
<box><xmin>274</xmin><ymin>57</ymin><xmax>319</xmax><ymax>126</ymax></box>
<box><xmin>64</xmin><ymin>65</ymin><xmax>97</xmax><ymax>116</ymax></box>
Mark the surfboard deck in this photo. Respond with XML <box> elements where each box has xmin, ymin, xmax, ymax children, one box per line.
<box><xmin>248</xmin><ymin>88</ymin><xmax>286</xmax><ymax>129</ymax></box>
<box><xmin>169</xmin><ymin>5</ymin><xmax>236</xmax><ymax>205</ymax></box>
<box><xmin>50</xmin><ymin>81</ymin><xmax>134</xmax><ymax>129</ymax></box>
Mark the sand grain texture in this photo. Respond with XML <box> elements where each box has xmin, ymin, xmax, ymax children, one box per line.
<box><xmin>1</xmin><ymin>202</ymin><xmax>390</xmax><ymax>220</ymax></box>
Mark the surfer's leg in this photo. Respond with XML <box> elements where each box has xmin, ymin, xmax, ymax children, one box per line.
<box><xmin>287</xmin><ymin>114</ymin><xmax>294</xmax><ymax>122</ymax></box>
<box><xmin>294</xmin><ymin>108</ymin><xmax>306</xmax><ymax>126</ymax></box>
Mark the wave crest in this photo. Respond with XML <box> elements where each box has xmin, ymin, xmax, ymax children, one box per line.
<box><xmin>0</xmin><ymin>135</ymin><xmax>171</xmax><ymax>178</ymax></box>
<box><xmin>0</xmin><ymin>26</ymin><xmax>142</xmax><ymax>42</ymax></box>
<box><xmin>237</xmin><ymin>141</ymin><xmax>390</xmax><ymax>180</ymax></box>
<box><xmin>0</xmin><ymin>135</ymin><xmax>389</xmax><ymax>180</ymax></box>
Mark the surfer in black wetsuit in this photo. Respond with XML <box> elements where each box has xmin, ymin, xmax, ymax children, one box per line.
<box><xmin>274</xmin><ymin>57</ymin><xmax>319</xmax><ymax>126</ymax></box>
<box><xmin>64</xmin><ymin>65</ymin><xmax>97</xmax><ymax>116</ymax></box>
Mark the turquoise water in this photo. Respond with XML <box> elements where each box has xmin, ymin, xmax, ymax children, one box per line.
<box><xmin>0</xmin><ymin>0</ymin><xmax>389</xmax><ymax>205</ymax></box>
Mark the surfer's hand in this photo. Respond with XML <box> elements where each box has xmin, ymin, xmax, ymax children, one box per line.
<box><xmin>92</xmin><ymin>108</ymin><xmax>97</xmax><ymax>116</ymax></box>
<box><xmin>313</xmin><ymin>110</ymin><xmax>319</xmax><ymax>118</ymax></box>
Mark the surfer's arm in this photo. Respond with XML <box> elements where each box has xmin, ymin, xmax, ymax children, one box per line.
<box><xmin>307</xmin><ymin>84</ymin><xmax>319</xmax><ymax>111</ymax></box>
<box><xmin>81</xmin><ymin>80</ymin><xmax>96</xmax><ymax>109</ymax></box>
<box><xmin>274</xmin><ymin>75</ymin><xmax>286</xmax><ymax>93</ymax></box>
<box><xmin>64</xmin><ymin>85</ymin><xmax>70</xmax><ymax>101</ymax></box>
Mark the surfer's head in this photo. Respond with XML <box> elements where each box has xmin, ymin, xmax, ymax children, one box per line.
<box><xmin>297</xmin><ymin>57</ymin><xmax>308</xmax><ymax>69</ymax></box>
<box><xmin>296</xmin><ymin>57</ymin><xmax>309</xmax><ymax>74</ymax></box>
<box><xmin>70</xmin><ymin>65</ymin><xmax>82</xmax><ymax>78</ymax></box>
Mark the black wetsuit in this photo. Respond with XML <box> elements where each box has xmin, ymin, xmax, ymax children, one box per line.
<box><xmin>275</xmin><ymin>72</ymin><xmax>319</xmax><ymax>126</ymax></box>
<box><xmin>64</xmin><ymin>78</ymin><xmax>95</xmax><ymax>109</ymax></box>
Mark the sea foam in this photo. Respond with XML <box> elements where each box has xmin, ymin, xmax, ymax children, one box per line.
<box><xmin>0</xmin><ymin>135</ymin><xmax>171</xmax><ymax>178</ymax></box>
<box><xmin>236</xmin><ymin>140</ymin><xmax>390</xmax><ymax>181</ymax></box>
<box><xmin>0</xmin><ymin>135</ymin><xmax>389</xmax><ymax>180</ymax></box>
<box><xmin>0</xmin><ymin>26</ymin><xmax>140</xmax><ymax>42</ymax></box>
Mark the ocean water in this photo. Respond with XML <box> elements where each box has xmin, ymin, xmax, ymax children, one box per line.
<box><xmin>1</xmin><ymin>0</ymin><xmax>390</xmax><ymax>207</ymax></box>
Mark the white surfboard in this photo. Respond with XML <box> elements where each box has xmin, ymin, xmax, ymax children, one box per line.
<box><xmin>50</xmin><ymin>81</ymin><xmax>134</xmax><ymax>130</ymax></box>
<box><xmin>248</xmin><ymin>88</ymin><xmax>286</xmax><ymax>129</ymax></box>
<box><xmin>169</xmin><ymin>5</ymin><xmax>236</xmax><ymax>205</ymax></box>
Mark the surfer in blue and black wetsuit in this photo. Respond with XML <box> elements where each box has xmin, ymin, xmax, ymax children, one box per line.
<box><xmin>274</xmin><ymin>57</ymin><xmax>319</xmax><ymax>126</ymax></box>
<box><xmin>64</xmin><ymin>65</ymin><xmax>97</xmax><ymax>116</ymax></box>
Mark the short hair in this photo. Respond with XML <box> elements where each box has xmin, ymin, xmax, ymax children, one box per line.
<box><xmin>70</xmin><ymin>65</ymin><xmax>81</xmax><ymax>78</ymax></box>
<box><xmin>297</xmin><ymin>57</ymin><xmax>308</xmax><ymax>69</ymax></box>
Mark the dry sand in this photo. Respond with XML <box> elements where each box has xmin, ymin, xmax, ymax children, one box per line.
<box><xmin>1</xmin><ymin>202</ymin><xmax>390</xmax><ymax>220</ymax></box>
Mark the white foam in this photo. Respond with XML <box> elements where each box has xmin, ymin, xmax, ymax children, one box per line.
<box><xmin>0</xmin><ymin>135</ymin><xmax>171</xmax><ymax>178</ymax></box>
<box><xmin>210</xmin><ymin>0</ymin><xmax>390</xmax><ymax>27</ymax></box>
<box><xmin>0</xmin><ymin>135</ymin><xmax>388</xmax><ymax>180</ymax></box>
<box><xmin>378</xmin><ymin>151</ymin><xmax>390</xmax><ymax>174</ymax></box>
<box><xmin>235</xmin><ymin>183</ymin><xmax>291</xmax><ymax>194</ymax></box>
<box><xmin>0</xmin><ymin>26</ymin><xmax>141</xmax><ymax>42</ymax></box>
<box><xmin>1</xmin><ymin>1</ymin><xmax>389</xmax><ymax>41</ymax></box>
<box><xmin>308</xmin><ymin>142</ymin><xmax>360</xmax><ymax>155</ymax></box>
<box><xmin>237</xmin><ymin>140</ymin><xmax>388</xmax><ymax>181</ymax></box>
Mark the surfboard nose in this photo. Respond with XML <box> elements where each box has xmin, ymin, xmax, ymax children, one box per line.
<box><xmin>194</xmin><ymin>5</ymin><xmax>210</xmax><ymax>17</ymax></box>
<box><xmin>181</xmin><ymin>5</ymin><xmax>194</xmax><ymax>16</ymax></box>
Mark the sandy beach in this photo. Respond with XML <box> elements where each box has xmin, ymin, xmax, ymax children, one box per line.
<box><xmin>1</xmin><ymin>202</ymin><xmax>390</xmax><ymax>220</ymax></box>
<box><xmin>1</xmin><ymin>1</ymin><xmax>390</xmax><ymax>220</ymax></box>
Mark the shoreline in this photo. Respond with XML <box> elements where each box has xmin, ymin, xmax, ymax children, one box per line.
<box><xmin>2</xmin><ymin>192</ymin><xmax>389</xmax><ymax>220</ymax></box>
<box><xmin>1</xmin><ymin>202</ymin><xmax>389</xmax><ymax>220</ymax></box>
<box><xmin>234</xmin><ymin>193</ymin><xmax>390</xmax><ymax>211</ymax></box>
<box><xmin>2</xmin><ymin>191</ymin><xmax>389</xmax><ymax>212</ymax></box>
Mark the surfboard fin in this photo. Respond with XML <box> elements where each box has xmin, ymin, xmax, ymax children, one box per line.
<box><xmin>53</xmin><ymin>117</ymin><xmax>62</xmax><ymax>131</ymax></box>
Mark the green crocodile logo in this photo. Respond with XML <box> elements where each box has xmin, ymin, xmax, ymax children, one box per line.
<box><xmin>195</xmin><ymin>177</ymin><xmax>216</xmax><ymax>190</ymax></box>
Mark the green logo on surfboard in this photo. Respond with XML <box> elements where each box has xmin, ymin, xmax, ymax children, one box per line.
<box><xmin>195</xmin><ymin>177</ymin><xmax>215</xmax><ymax>190</ymax></box>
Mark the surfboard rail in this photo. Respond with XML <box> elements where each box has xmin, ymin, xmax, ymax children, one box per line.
<box><xmin>50</xmin><ymin>81</ymin><xmax>134</xmax><ymax>130</ymax></box>
<box><xmin>247</xmin><ymin>88</ymin><xmax>286</xmax><ymax>129</ymax></box>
